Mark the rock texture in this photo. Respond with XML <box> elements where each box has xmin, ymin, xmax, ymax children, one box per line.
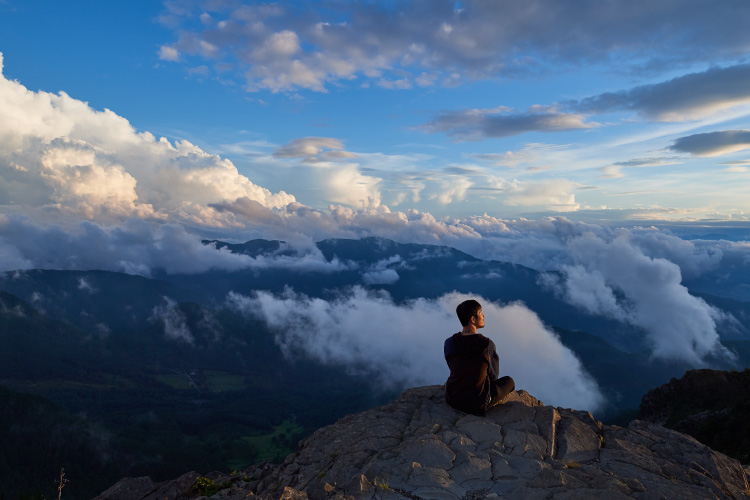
<box><xmin>96</xmin><ymin>386</ymin><xmax>750</xmax><ymax>500</ymax></box>
<box><xmin>640</xmin><ymin>368</ymin><xmax>750</xmax><ymax>464</ymax></box>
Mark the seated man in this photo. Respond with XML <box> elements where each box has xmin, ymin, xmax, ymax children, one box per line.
<box><xmin>444</xmin><ymin>299</ymin><xmax>515</xmax><ymax>416</ymax></box>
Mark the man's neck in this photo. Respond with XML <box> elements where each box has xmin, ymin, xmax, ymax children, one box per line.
<box><xmin>460</xmin><ymin>326</ymin><xmax>478</xmax><ymax>335</ymax></box>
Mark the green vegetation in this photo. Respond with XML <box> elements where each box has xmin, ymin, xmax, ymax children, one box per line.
<box><xmin>205</xmin><ymin>370</ymin><xmax>246</xmax><ymax>392</ymax></box>
<box><xmin>193</xmin><ymin>476</ymin><xmax>231</xmax><ymax>497</ymax></box>
<box><xmin>640</xmin><ymin>369</ymin><xmax>750</xmax><ymax>464</ymax></box>
<box><xmin>0</xmin><ymin>284</ymin><xmax>392</xmax><ymax>500</ymax></box>
<box><xmin>154</xmin><ymin>374</ymin><xmax>193</xmax><ymax>390</ymax></box>
<box><xmin>243</xmin><ymin>418</ymin><xmax>304</xmax><ymax>462</ymax></box>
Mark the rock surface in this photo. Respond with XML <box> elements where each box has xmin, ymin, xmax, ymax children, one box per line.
<box><xmin>96</xmin><ymin>386</ymin><xmax>750</xmax><ymax>500</ymax></box>
<box><xmin>640</xmin><ymin>368</ymin><xmax>750</xmax><ymax>464</ymax></box>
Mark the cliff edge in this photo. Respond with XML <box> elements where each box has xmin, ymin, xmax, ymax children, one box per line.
<box><xmin>97</xmin><ymin>386</ymin><xmax>750</xmax><ymax>500</ymax></box>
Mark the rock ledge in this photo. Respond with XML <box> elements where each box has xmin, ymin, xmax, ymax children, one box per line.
<box><xmin>97</xmin><ymin>386</ymin><xmax>750</xmax><ymax>500</ymax></box>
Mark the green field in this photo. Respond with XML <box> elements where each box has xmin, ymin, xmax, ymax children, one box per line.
<box><xmin>154</xmin><ymin>373</ymin><xmax>193</xmax><ymax>390</ymax></box>
<box><xmin>243</xmin><ymin>419</ymin><xmax>304</xmax><ymax>462</ymax></box>
<box><xmin>205</xmin><ymin>370</ymin><xmax>246</xmax><ymax>392</ymax></box>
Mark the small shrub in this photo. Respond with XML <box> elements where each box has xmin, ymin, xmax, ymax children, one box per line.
<box><xmin>192</xmin><ymin>477</ymin><xmax>230</xmax><ymax>497</ymax></box>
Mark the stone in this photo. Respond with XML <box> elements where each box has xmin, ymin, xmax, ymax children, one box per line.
<box><xmin>93</xmin><ymin>385</ymin><xmax>750</xmax><ymax>500</ymax></box>
<box><xmin>94</xmin><ymin>477</ymin><xmax>156</xmax><ymax>500</ymax></box>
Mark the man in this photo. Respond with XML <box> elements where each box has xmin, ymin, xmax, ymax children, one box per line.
<box><xmin>444</xmin><ymin>299</ymin><xmax>515</xmax><ymax>416</ymax></box>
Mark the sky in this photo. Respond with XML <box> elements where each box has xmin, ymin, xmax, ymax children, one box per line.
<box><xmin>2</xmin><ymin>1</ymin><xmax>750</xmax><ymax>409</ymax></box>
<box><xmin>2</xmin><ymin>0</ymin><xmax>750</xmax><ymax>228</ymax></box>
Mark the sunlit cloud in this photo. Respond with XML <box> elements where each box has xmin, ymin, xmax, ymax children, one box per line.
<box><xmin>573</xmin><ymin>64</ymin><xmax>750</xmax><ymax>122</ymax></box>
<box><xmin>671</xmin><ymin>129</ymin><xmax>750</xmax><ymax>157</ymax></box>
<box><xmin>0</xmin><ymin>58</ymin><xmax>294</xmax><ymax>226</ymax></box>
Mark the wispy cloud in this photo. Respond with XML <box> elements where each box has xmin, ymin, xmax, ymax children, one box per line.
<box><xmin>420</xmin><ymin>106</ymin><xmax>595</xmax><ymax>141</ymax></box>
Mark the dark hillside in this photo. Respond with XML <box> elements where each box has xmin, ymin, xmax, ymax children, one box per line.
<box><xmin>640</xmin><ymin>369</ymin><xmax>750</xmax><ymax>463</ymax></box>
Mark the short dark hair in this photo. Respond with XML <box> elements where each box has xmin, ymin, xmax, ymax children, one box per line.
<box><xmin>456</xmin><ymin>299</ymin><xmax>482</xmax><ymax>326</ymax></box>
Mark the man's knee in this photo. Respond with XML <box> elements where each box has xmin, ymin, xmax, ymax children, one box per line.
<box><xmin>499</xmin><ymin>375</ymin><xmax>515</xmax><ymax>392</ymax></box>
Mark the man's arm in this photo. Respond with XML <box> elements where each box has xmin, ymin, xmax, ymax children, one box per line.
<box><xmin>486</xmin><ymin>339</ymin><xmax>500</xmax><ymax>380</ymax></box>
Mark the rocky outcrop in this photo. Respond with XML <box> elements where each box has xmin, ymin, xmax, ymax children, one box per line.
<box><xmin>640</xmin><ymin>369</ymin><xmax>750</xmax><ymax>464</ymax></box>
<box><xmin>96</xmin><ymin>386</ymin><xmax>750</xmax><ymax>500</ymax></box>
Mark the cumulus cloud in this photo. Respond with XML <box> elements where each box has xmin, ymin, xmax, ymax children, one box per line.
<box><xmin>324</xmin><ymin>165</ymin><xmax>382</xmax><ymax>207</ymax></box>
<box><xmin>671</xmin><ymin>130</ymin><xmax>750</xmax><ymax>157</ymax></box>
<box><xmin>420</xmin><ymin>106</ymin><xmax>594</xmax><ymax>141</ymax></box>
<box><xmin>157</xmin><ymin>1</ymin><xmax>750</xmax><ymax>92</ymax></box>
<box><xmin>227</xmin><ymin>288</ymin><xmax>604</xmax><ymax>411</ymax></box>
<box><xmin>544</xmin><ymin>233</ymin><xmax>733</xmax><ymax>364</ymax></box>
<box><xmin>573</xmin><ymin>64</ymin><xmax>750</xmax><ymax>121</ymax></box>
<box><xmin>0</xmin><ymin>59</ymin><xmax>294</xmax><ymax>226</ymax></box>
<box><xmin>432</xmin><ymin>176</ymin><xmax>472</xmax><ymax>205</ymax></box>
<box><xmin>481</xmin><ymin>178</ymin><xmax>580</xmax><ymax>211</ymax></box>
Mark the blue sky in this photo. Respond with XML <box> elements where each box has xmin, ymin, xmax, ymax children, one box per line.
<box><xmin>2</xmin><ymin>0</ymin><xmax>750</xmax><ymax>235</ymax></box>
<box><xmin>2</xmin><ymin>1</ymin><xmax>750</xmax><ymax>374</ymax></box>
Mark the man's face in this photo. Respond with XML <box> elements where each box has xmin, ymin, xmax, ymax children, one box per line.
<box><xmin>473</xmin><ymin>309</ymin><xmax>485</xmax><ymax>329</ymax></box>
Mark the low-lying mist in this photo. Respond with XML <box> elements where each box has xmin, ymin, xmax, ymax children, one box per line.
<box><xmin>228</xmin><ymin>287</ymin><xmax>605</xmax><ymax>412</ymax></box>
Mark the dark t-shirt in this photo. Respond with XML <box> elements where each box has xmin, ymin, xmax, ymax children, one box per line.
<box><xmin>443</xmin><ymin>332</ymin><xmax>499</xmax><ymax>415</ymax></box>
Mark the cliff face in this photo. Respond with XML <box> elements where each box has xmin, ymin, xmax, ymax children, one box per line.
<box><xmin>640</xmin><ymin>368</ymin><xmax>750</xmax><ymax>464</ymax></box>
<box><xmin>97</xmin><ymin>386</ymin><xmax>750</xmax><ymax>500</ymax></box>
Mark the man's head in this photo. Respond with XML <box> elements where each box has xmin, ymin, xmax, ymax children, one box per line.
<box><xmin>456</xmin><ymin>299</ymin><xmax>484</xmax><ymax>328</ymax></box>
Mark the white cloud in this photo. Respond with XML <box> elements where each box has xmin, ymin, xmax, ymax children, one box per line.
<box><xmin>362</xmin><ymin>268</ymin><xmax>399</xmax><ymax>285</ymax></box>
<box><xmin>598</xmin><ymin>166</ymin><xmax>624</xmax><ymax>179</ymax></box>
<box><xmin>540</xmin><ymin>230</ymin><xmax>734</xmax><ymax>364</ymax></box>
<box><xmin>157</xmin><ymin>1</ymin><xmax>750</xmax><ymax>93</ymax></box>
<box><xmin>158</xmin><ymin>45</ymin><xmax>181</xmax><ymax>62</ymax></box>
<box><xmin>433</xmin><ymin>176</ymin><xmax>472</xmax><ymax>205</ymax></box>
<box><xmin>485</xmin><ymin>178</ymin><xmax>580</xmax><ymax>211</ymax></box>
<box><xmin>361</xmin><ymin>255</ymin><xmax>403</xmax><ymax>285</ymax></box>
<box><xmin>227</xmin><ymin>288</ymin><xmax>604</xmax><ymax>412</ymax></box>
<box><xmin>151</xmin><ymin>296</ymin><xmax>193</xmax><ymax>343</ymax></box>
<box><xmin>325</xmin><ymin>165</ymin><xmax>382</xmax><ymax>207</ymax></box>
<box><xmin>0</xmin><ymin>58</ymin><xmax>295</xmax><ymax>225</ymax></box>
<box><xmin>0</xmin><ymin>215</ymin><xmax>351</xmax><ymax>276</ymax></box>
